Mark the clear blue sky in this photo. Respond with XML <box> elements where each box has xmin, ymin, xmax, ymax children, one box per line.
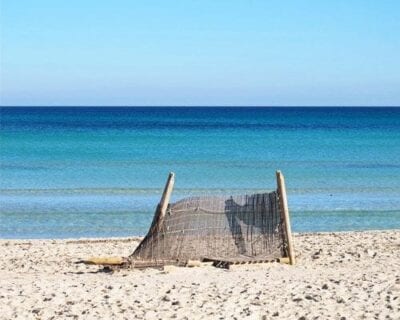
<box><xmin>0</xmin><ymin>1</ymin><xmax>399</xmax><ymax>106</ymax></box>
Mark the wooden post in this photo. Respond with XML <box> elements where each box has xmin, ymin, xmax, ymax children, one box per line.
<box><xmin>155</xmin><ymin>172</ymin><xmax>175</xmax><ymax>232</ymax></box>
<box><xmin>276</xmin><ymin>170</ymin><xmax>295</xmax><ymax>265</ymax></box>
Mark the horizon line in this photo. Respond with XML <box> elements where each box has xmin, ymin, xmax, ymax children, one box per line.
<box><xmin>1</xmin><ymin>105</ymin><xmax>400</xmax><ymax>108</ymax></box>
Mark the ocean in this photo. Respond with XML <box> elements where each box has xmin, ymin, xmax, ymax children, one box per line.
<box><xmin>1</xmin><ymin>107</ymin><xmax>399</xmax><ymax>239</ymax></box>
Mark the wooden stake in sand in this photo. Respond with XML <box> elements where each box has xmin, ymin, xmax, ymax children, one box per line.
<box><xmin>276</xmin><ymin>170</ymin><xmax>295</xmax><ymax>265</ymax></box>
<box><xmin>156</xmin><ymin>172</ymin><xmax>175</xmax><ymax>232</ymax></box>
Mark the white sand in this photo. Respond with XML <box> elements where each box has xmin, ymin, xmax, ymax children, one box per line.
<box><xmin>1</xmin><ymin>231</ymin><xmax>399</xmax><ymax>319</ymax></box>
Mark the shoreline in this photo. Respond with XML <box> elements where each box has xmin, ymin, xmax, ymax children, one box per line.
<box><xmin>1</xmin><ymin>230</ymin><xmax>400</xmax><ymax>319</ymax></box>
<box><xmin>1</xmin><ymin>228</ymin><xmax>399</xmax><ymax>242</ymax></box>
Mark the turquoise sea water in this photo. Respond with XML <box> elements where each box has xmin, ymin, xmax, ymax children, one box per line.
<box><xmin>1</xmin><ymin>107</ymin><xmax>399</xmax><ymax>238</ymax></box>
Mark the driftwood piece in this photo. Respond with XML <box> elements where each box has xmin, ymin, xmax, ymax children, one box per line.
<box><xmin>82</xmin><ymin>256</ymin><xmax>126</xmax><ymax>265</ymax></box>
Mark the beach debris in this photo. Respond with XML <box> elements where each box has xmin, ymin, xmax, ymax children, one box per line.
<box><xmin>312</xmin><ymin>249</ymin><xmax>323</xmax><ymax>259</ymax></box>
<box><xmin>78</xmin><ymin>256</ymin><xmax>126</xmax><ymax>265</ymax></box>
<box><xmin>336</xmin><ymin>296</ymin><xmax>345</xmax><ymax>304</ymax></box>
<box><xmin>364</xmin><ymin>249</ymin><xmax>377</xmax><ymax>258</ymax></box>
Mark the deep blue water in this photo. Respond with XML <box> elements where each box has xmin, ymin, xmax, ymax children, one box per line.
<box><xmin>1</xmin><ymin>107</ymin><xmax>399</xmax><ymax>238</ymax></box>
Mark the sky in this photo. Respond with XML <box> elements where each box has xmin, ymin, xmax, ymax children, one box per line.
<box><xmin>0</xmin><ymin>1</ymin><xmax>399</xmax><ymax>106</ymax></box>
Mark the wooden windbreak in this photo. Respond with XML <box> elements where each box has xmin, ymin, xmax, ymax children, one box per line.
<box><xmin>128</xmin><ymin>171</ymin><xmax>296</xmax><ymax>268</ymax></box>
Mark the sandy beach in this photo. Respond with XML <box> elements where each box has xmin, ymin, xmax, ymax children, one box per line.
<box><xmin>1</xmin><ymin>230</ymin><xmax>399</xmax><ymax>320</ymax></box>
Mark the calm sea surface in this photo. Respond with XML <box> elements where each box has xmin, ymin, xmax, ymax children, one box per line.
<box><xmin>1</xmin><ymin>107</ymin><xmax>399</xmax><ymax>238</ymax></box>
